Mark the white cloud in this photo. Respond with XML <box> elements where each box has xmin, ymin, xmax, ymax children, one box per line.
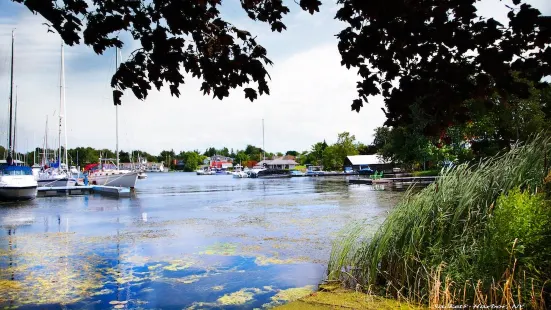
<box><xmin>0</xmin><ymin>1</ymin><xmax>385</xmax><ymax>156</ymax></box>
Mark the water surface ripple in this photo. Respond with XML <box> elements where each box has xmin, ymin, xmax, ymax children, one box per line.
<box><xmin>0</xmin><ymin>173</ymin><xmax>401</xmax><ymax>309</ymax></box>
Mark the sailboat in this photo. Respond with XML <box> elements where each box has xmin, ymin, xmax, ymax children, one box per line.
<box><xmin>87</xmin><ymin>47</ymin><xmax>138</xmax><ymax>188</ymax></box>
<box><xmin>131</xmin><ymin>151</ymin><xmax>147</xmax><ymax>180</ymax></box>
<box><xmin>37</xmin><ymin>42</ymin><xmax>76</xmax><ymax>188</ymax></box>
<box><xmin>0</xmin><ymin>30</ymin><xmax>38</xmax><ymax>201</ymax></box>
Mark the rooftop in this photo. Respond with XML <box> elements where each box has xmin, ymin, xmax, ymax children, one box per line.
<box><xmin>346</xmin><ymin>155</ymin><xmax>388</xmax><ymax>165</ymax></box>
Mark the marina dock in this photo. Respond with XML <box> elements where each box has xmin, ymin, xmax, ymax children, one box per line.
<box><xmin>348</xmin><ymin>176</ymin><xmax>439</xmax><ymax>190</ymax></box>
<box><xmin>37</xmin><ymin>185</ymin><xmax>131</xmax><ymax>198</ymax></box>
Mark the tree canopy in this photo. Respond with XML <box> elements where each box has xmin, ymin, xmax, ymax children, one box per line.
<box><xmin>11</xmin><ymin>0</ymin><xmax>551</xmax><ymax>136</ymax></box>
<box><xmin>337</xmin><ymin>0</ymin><xmax>550</xmax><ymax>135</ymax></box>
<box><xmin>14</xmin><ymin>0</ymin><xmax>321</xmax><ymax>105</ymax></box>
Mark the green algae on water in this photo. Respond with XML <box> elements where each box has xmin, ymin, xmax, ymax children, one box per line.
<box><xmin>254</xmin><ymin>255</ymin><xmax>309</xmax><ymax>266</ymax></box>
<box><xmin>217</xmin><ymin>289</ymin><xmax>255</xmax><ymax>305</ymax></box>
<box><xmin>274</xmin><ymin>288</ymin><xmax>424</xmax><ymax>310</ymax></box>
<box><xmin>271</xmin><ymin>286</ymin><xmax>314</xmax><ymax>302</ymax></box>
<box><xmin>162</xmin><ymin>259</ymin><xmax>194</xmax><ymax>271</ymax></box>
<box><xmin>199</xmin><ymin>242</ymin><xmax>237</xmax><ymax>256</ymax></box>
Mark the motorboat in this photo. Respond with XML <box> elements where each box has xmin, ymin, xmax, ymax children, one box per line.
<box><xmin>138</xmin><ymin>171</ymin><xmax>148</xmax><ymax>179</ymax></box>
<box><xmin>306</xmin><ymin>165</ymin><xmax>325</xmax><ymax>176</ymax></box>
<box><xmin>290</xmin><ymin>170</ymin><xmax>305</xmax><ymax>177</ymax></box>
<box><xmin>196</xmin><ymin>166</ymin><xmax>215</xmax><ymax>175</ymax></box>
<box><xmin>0</xmin><ymin>162</ymin><xmax>38</xmax><ymax>201</ymax></box>
<box><xmin>249</xmin><ymin>169</ymin><xmax>291</xmax><ymax>179</ymax></box>
<box><xmin>232</xmin><ymin>170</ymin><xmax>248</xmax><ymax>178</ymax></box>
<box><xmin>358</xmin><ymin>165</ymin><xmax>374</xmax><ymax>176</ymax></box>
<box><xmin>215</xmin><ymin>168</ymin><xmax>228</xmax><ymax>175</ymax></box>
<box><xmin>232</xmin><ymin>172</ymin><xmax>248</xmax><ymax>178</ymax></box>
<box><xmin>232</xmin><ymin>165</ymin><xmax>248</xmax><ymax>178</ymax></box>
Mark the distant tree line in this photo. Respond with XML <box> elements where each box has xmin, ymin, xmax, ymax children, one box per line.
<box><xmin>1</xmin><ymin>131</ymin><xmax>380</xmax><ymax>172</ymax></box>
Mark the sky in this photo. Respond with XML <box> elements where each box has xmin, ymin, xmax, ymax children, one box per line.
<box><xmin>0</xmin><ymin>0</ymin><xmax>549</xmax><ymax>155</ymax></box>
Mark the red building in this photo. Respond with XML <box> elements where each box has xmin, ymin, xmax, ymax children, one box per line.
<box><xmin>209</xmin><ymin>155</ymin><xmax>233</xmax><ymax>169</ymax></box>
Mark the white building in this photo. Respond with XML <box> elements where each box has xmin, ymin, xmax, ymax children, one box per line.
<box><xmin>257</xmin><ymin>157</ymin><xmax>298</xmax><ymax>170</ymax></box>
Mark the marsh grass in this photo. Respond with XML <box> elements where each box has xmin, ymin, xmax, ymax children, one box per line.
<box><xmin>328</xmin><ymin>134</ymin><xmax>551</xmax><ymax>308</ymax></box>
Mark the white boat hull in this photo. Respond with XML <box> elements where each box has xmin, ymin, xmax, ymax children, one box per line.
<box><xmin>37</xmin><ymin>178</ymin><xmax>77</xmax><ymax>188</ymax></box>
<box><xmin>0</xmin><ymin>175</ymin><xmax>38</xmax><ymax>201</ymax></box>
<box><xmin>89</xmin><ymin>171</ymin><xmax>138</xmax><ymax>188</ymax></box>
<box><xmin>0</xmin><ymin>186</ymin><xmax>37</xmax><ymax>201</ymax></box>
<box><xmin>232</xmin><ymin>172</ymin><xmax>248</xmax><ymax>178</ymax></box>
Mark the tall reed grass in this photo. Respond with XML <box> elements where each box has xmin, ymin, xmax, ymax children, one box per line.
<box><xmin>328</xmin><ymin>134</ymin><xmax>551</xmax><ymax>307</ymax></box>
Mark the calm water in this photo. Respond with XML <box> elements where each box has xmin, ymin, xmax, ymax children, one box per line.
<box><xmin>0</xmin><ymin>173</ymin><xmax>401</xmax><ymax>309</ymax></box>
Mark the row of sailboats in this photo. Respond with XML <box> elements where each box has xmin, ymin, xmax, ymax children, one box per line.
<box><xmin>0</xmin><ymin>30</ymin><xmax>38</xmax><ymax>200</ymax></box>
<box><xmin>36</xmin><ymin>41</ymin><xmax>77</xmax><ymax>188</ymax></box>
<box><xmin>1</xmin><ymin>31</ymin><xmax>139</xmax><ymax>201</ymax></box>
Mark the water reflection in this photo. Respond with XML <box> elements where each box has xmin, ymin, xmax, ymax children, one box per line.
<box><xmin>0</xmin><ymin>173</ymin><xmax>401</xmax><ymax>308</ymax></box>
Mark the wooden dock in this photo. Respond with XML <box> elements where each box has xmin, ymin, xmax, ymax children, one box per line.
<box><xmin>291</xmin><ymin>173</ymin><xmax>359</xmax><ymax>177</ymax></box>
<box><xmin>348</xmin><ymin>179</ymin><xmax>373</xmax><ymax>185</ymax></box>
<box><xmin>348</xmin><ymin>176</ymin><xmax>438</xmax><ymax>190</ymax></box>
<box><xmin>37</xmin><ymin>186</ymin><xmax>131</xmax><ymax>198</ymax></box>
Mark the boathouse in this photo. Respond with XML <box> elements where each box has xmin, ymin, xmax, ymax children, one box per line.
<box><xmin>344</xmin><ymin>155</ymin><xmax>391</xmax><ymax>172</ymax></box>
<box><xmin>257</xmin><ymin>157</ymin><xmax>298</xmax><ymax>170</ymax></box>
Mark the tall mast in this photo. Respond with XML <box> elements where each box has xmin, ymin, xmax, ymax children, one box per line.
<box><xmin>44</xmin><ymin>116</ymin><xmax>48</xmax><ymax>165</ymax></box>
<box><xmin>62</xmin><ymin>42</ymin><xmax>68</xmax><ymax>168</ymax></box>
<box><xmin>7</xmin><ymin>30</ymin><xmax>15</xmax><ymax>165</ymax></box>
<box><xmin>13</xmin><ymin>86</ymin><xmax>18</xmax><ymax>161</ymax></box>
<box><xmin>58</xmin><ymin>42</ymin><xmax>65</xmax><ymax>168</ymax></box>
<box><xmin>115</xmin><ymin>47</ymin><xmax>119</xmax><ymax>169</ymax></box>
<box><xmin>262</xmin><ymin>119</ymin><xmax>265</xmax><ymax>161</ymax></box>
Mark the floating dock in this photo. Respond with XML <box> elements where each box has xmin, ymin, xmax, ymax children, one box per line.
<box><xmin>348</xmin><ymin>179</ymin><xmax>373</xmax><ymax>185</ymax></box>
<box><xmin>348</xmin><ymin>176</ymin><xmax>439</xmax><ymax>191</ymax></box>
<box><xmin>37</xmin><ymin>185</ymin><xmax>131</xmax><ymax>198</ymax></box>
<box><xmin>291</xmin><ymin>173</ymin><xmax>359</xmax><ymax>177</ymax></box>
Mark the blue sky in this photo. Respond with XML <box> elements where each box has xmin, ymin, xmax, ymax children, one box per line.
<box><xmin>0</xmin><ymin>0</ymin><xmax>549</xmax><ymax>155</ymax></box>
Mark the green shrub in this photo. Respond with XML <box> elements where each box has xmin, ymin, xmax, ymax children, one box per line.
<box><xmin>482</xmin><ymin>188</ymin><xmax>551</xmax><ymax>288</ymax></box>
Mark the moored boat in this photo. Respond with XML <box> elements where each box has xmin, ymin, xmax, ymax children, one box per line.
<box><xmin>37</xmin><ymin>173</ymin><xmax>77</xmax><ymax>187</ymax></box>
<box><xmin>88</xmin><ymin>170</ymin><xmax>139</xmax><ymax>188</ymax></box>
<box><xmin>86</xmin><ymin>160</ymin><xmax>138</xmax><ymax>188</ymax></box>
<box><xmin>249</xmin><ymin>169</ymin><xmax>291</xmax><ymax>179</ymax></box>
<box><xmin>0</xmin><ymin>163</ymin><xmax>38</xmax><ymax>201</ymax></box>
<box><xmin>37</xmin><ymin>42</ymin><xmax>73</xmax><ymax>188</ymax></box>
<box><xmin>305</xmin><ymin>165</ymin><xmax>325</xmax><ymax>176</ymax></box>
<box><xmin>232</xmin><ymin>171</ymin><xmax>248</xmax><ymax>178</ymax></box>
<box><xmin>0</xmin><ymin>31</ymin><xmax>37</xmax><ymax>201</ymax></box>
<box><xmin>138</xmin><ymin>171</ymin><xmax>148</xmax><ymax>179</ymax></box>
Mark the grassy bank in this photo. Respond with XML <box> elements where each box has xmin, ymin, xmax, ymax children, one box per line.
<box><xmin>328</xmin><ymin>135</ymin><xmax>551</xmax><ymax>308</ymax></box>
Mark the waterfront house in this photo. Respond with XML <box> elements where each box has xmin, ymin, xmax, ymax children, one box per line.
<box><xmin>344</xmin><ymin>155</ymin><xmax>391</xmax><ymax>172</ymax></box>
<box><xmin>208</xmin><ymin>155</ymin><xmax>233</xmax><ymax>169</ymax></box>
<box><xmin>146</xmin><ymin>162</ymin><xmax>165</xmax><ymax>172</ymax></box>
<box><xmin>257</xmin><ymin>157</ymin><xmax>298</xmax><ymax>170</ymax></box>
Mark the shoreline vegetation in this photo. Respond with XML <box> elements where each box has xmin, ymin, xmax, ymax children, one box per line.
<box><xmin>322</xmin><ymin>134</ymin><xmax>551</xmax><ymax>309</ymax></box>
